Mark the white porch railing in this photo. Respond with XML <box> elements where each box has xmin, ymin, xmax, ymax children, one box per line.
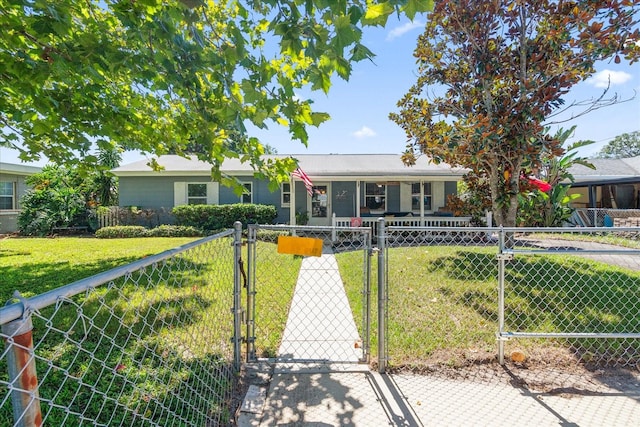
<box><xmin>332</xmin><ymin>213</ymin><xmax>472</xmax><ymax>229</ymax></box>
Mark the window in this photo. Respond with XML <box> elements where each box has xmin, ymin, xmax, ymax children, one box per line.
<box><xmin>187</xmin><ymin>183</ymin><xmax>207</xmax><ymax>205</ymax></box>
<box><xmin>281</xmin><ymin>182</ymin><xmax>291</xmax><ymax>207</ymax></box>
<box><xmin>365</xmin><ymin>183</ymin><xmax>386</xmax><ymax>212</ymax></box>
<box><xmin>240</xmin><ymin>182</ymin><xmax>252</xmax><ymax>204</ymax></box>
<box><xmin>411</xmin><ymin>182</ymin><xmax>432</xmax><ymax>212</ymax></box>
<box><xmin>0</xmin><ymin>182</ymin><xmax>15</xmax><ymax>210</ymax></box>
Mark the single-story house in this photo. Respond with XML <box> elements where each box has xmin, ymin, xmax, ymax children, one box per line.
<box><xmin>567</xmin><ymin>156</ymin><xmax>640</xmax><ymax>209</ymax></box>
<box><xmin>0</xmin><ymin>162</ymin><xmax>42</xmax><ymax>234</ymax></box>
<box><xmin>112</xmin><ymin>154</ymin><xmax>469</xmax><ymax>227</ymax></box>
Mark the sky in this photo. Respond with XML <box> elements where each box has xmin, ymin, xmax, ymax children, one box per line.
<box><xmin>1</xmin><ymin>15</ymin><xmax>639</xmax><ymax>168</ymax></box>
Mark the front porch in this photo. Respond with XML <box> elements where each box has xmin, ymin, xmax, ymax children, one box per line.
<box><xmin>331</xmin><ymin>213</ymin><xmax>473</xmax><ymax>229</ymax></box>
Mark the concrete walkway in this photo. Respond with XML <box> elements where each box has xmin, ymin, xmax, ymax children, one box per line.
<box><xmin>238</xmin><ymin>253</ymin><xmax>640</xmax><ymax>426</ymax></box>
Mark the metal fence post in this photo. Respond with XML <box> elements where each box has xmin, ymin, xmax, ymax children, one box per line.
<box><xmin>377</xmin><ymin>218</ymin><xmax>387</xmax><ymax>374</ymax></box>
<box><xmin>232</xmin><ymin>222</ymin><xmax>243</xmax><ymax>370</ymax></box>
<box><xmin>246</xmin><ymin>225</ymin><xmax>257</xmax><ymax>362</ymax></box>
<box><xmin>497</xmin><ymin>226</ymin><xmax>506</xmax><ymax>365</ymax></box>
<box><xmin>2</xmin><ymin>313</ymin><xmax>42</xmax><ymax>427</ymax></box>
<box><xmin>362</xmin><ymin>230</ymin><xmax>372</xmax><ymax>363</ymax></box>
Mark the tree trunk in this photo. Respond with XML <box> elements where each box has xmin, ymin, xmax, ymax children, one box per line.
<box><xmin>488</xmin><ymin>165</ymin><xmax>519</xmax><ymax>228</ymax></box>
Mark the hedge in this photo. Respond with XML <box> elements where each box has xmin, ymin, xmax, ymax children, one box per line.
<box><xmin>95</xmin><ymin>225</ymin><xmax>203</xmax><ymax>238</ymax></box>
<box><xmin>172</xmin><ymin>204</ymin><xmax>277</xmax><ymax>230</ymax></box>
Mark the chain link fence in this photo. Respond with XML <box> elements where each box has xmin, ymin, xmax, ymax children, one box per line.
<box><xmin>498</xmin><ymin>227</ymin><xmax>640</xmax><ymax>368</ymax></box>
<box><xmin>1</xmin><ymin>231</ymin><xmax>238</xmax><ymax>427</ymax></box>
<box><xmin>569</xmin><ymin>208</ymin><xmax>640</xmax><ymax>227</ymax></box>
<box><xmin>382</xmin><ymin>225</ymin><xmax>640</xmax><ymax>376</ymax></box>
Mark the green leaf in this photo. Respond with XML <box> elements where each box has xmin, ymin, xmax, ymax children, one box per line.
<box><xmin>402</xmin><ymin>0</ymin><xmax>434</xmax><ymax>20</ymax></box>
<box><xmin>363</xmin><ymin>3</ymin><xmax>394</xmax><ymax>26</ymax></box>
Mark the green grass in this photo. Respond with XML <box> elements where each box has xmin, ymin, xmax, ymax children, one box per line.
<box><xmin>0</xmin><ymin>236</ymin><xmax>240</xmax><ymax>426</ymax></box>
<box><xmin>528</xmin><ymin>231</ymin><xmax>640</xmax><ymax>249</ymax></box>
<box><xmin>250</xmin><ymin>242</ymin><xmax>303</xmax><ymax>357</ymax></box>
<box><xmin>338</xmin><ymin>245</ymin><xmax>640</xmax><ymax>369</ymax></box>
<box><xmin>0</xmin><ymin>237</ymin><xmax>200</xmax><ymax>302</ymax></box>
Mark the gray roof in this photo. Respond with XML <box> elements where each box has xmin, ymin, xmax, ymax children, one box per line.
<box><xmin>0</xmin><ymin>162</ymin><xmax>42</xmax><ymax>175</ymax></box>
<box><xmin>569</xmin><ymin>156</ymin><xmax>640</xmax><ymax>185</ymax></box>
<box><xmin>112</xmin><ymin>154</ymin><xmax>467</xmax><ymax>179</ymax></box>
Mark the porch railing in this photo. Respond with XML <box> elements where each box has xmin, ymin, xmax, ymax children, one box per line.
<box><xmin>331</xmin><ymin>213</ymin><xmax>472</xmax><ymax>239</ymax></box>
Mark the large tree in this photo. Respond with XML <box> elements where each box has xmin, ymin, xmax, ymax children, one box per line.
<box><xmin>595</xmin><ymin>131</ymin><xmax>640</xmax><ymax>158</ymax></box>
<box><xmin>1</xmin><ymin>0</ymin><xmax>430</xmax><ymax>186</ymax></box>
<box><xmin>391</xmin><ymin>1</ymin><xmax>639</xmax><ymax>227</ymax></box>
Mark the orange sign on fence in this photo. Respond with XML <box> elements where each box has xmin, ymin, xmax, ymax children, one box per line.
<box><xmin>277</xmin><ymin>236</ymin><xmax>323</xmax><ymax>257</ymax></box>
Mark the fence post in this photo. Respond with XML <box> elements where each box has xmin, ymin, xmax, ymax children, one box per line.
<box><xmin>2</xmin><ymin>313</ymin><xmax>42</xmax><ymax>427</ymax></box>
<box><xmin>377</xmin><ymin>218</ymin><xmax>387</xmax><ymax>374</ymax></box>
<box><xmin>232</xmin><ymin>221</ymin><xmax>243</xmax><ymax>370</ymax></box>
<box><xmin>497</xmin><ymin>227</ymin><xmax>506</xmax><ymax>365</ymax></box>
<box><xmin>245</xmin><ymin>226</ymin><xmax>257</xmax><ymax>362</ymax></box>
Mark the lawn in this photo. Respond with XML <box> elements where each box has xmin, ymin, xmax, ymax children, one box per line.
<box><xmin>0</xmin><ymin>236</ymin><xmax>200</xmax><ymax>302</ymax></box>
<box><xmin>337</xmin><ymin>244</ymin><xmax>640</xmax><ymax>369</ymax></box>
<box><xmin>0</xmin><ymin>235</ymin><xmax>240</xmax><ymax>426</ymax></box>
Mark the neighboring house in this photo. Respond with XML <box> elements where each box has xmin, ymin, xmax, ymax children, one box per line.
<box><xmin>112</xmin><ymin>154</ymin><xmax>468</xmax><ymax>226</ymax></box>
<box><xmin>567</xmin><ymin>156</ymin><xmax>640</xmax><ymax>210</ymax></box>
<box><xmin>0</xmin><ymin>162</ymin><xmax>42</xmax><ymax>234</ymax></box>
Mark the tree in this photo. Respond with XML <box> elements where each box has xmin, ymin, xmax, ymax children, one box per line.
<box><xmin>518</xmin><ymin>128</ymin><xmax>595</xmax><ymax>227</ymax></box>
<box><xmin>1</xmin><ymin>0</ymin><xmax>430</xmax><ymax>186</ymax></box>
<box><xmin>595</xmin><ymin>131</ymin><xmax>640</xmax><ymax>158</ymax></box>
<box><xmin>391</xmin><ymin>1</ymin><xmax>639</xmax><ymax>227</ymax></box>
<box><xmin>18</xmin><ymin>165</ymin><xmax>90</xmax><ymax>235</ymax></box>
<box><xmin>91</xmin><ymin>145</ymin><xmax>122</xmax><ymax>206</ymax></box>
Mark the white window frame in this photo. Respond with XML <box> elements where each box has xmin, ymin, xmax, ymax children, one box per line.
<box><xmin>281</xmin><ymin>182</ymin><xmax>291</xmax><ymax>207</ymax></box>
<box><xmin>364</xmin><ymin>182</ymin><xmax>386</xmax><ymax>213</ymax></box>
<box><xmin>174</xmin><ymin>182</ymin><xmax>219</xmax><ymax>206</ymax></box>
<box><xmin>411</xmin><ymin>182</ymin><xmax>432</xmax><ymax>213</ymax></box>
<box><xmin>187</xmin><ymin>183</ymin><xmax>208</xmax><ymax>205</ymax></box>
<box><xmin>0</xmin><ymin>181</ymin><xmax>15</xmax><ymax>210</ymax></box>
<box><xmin>240</xmin><ymin>182</ymin><xmax>253</xmax><ymax>204</ymax></box>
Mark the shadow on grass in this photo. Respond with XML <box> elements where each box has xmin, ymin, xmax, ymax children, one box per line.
<box><xmin>428</xmin><ymin>250</ymin><xmax>640</xmax><ymax>365</ymax></box>
<box><xmin>0</xmin><ymin>256</ymin><xmax>147</xmax><ymax>302</ymax></box>
<box><xmin>1</xmin><ymin>253</ymin><xmax>237</xmax><ymax>426</ymax></box>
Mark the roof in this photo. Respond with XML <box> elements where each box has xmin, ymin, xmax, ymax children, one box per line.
<box><xmin>569</xmin><ymin>156</ymin><xmax>640</xmax><ymax>186</ymax></box>
<box><xmin>112</xmin><ymin>154</ymin><xmax>467</xmax><ymax>180</ymax></box>
<box><xmin>0</xmin><ymin>162</ymin><xmax>42</xmax><ymax>176</ymax></box>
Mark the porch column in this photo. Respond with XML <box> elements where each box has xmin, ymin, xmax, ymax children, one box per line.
<box><xmin>356</xmin><ymin>181</ymin><xmax>361</xmax><ymax>217</ymax></box>
<box><xmin>420</xmin><ymin>181</ymin><xmax>425</xmax><ymax>219</ymax></box>
<box><xmin>588</xmin><ymin>185</ymin><xmax>596</xmax><ymax>209</ymax></box>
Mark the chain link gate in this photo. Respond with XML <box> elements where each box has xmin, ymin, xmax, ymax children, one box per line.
<box><xmin>378</xmin><ymin>221</ymin><xmax>640</xmax><ymax>373</ymax></box>
<box><xmin>242</xmin><ymin>225</ymin><xmax>374</xmax><ymax>366</ymax></box>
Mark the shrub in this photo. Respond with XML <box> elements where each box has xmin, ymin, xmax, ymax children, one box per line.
<box><xmin>95</xmin><ymin>226</ymin><xmax>148</xmax><ymax>238</ymax></box>
<box><xmin>172</xmin><ymin>204</ymin><xmax>277</xmax><ymax>230</ymax></box>
<box><xmin>146</xmin><ymin>225</ymin><xmax>203</xmax><ymax>238</ymax></box>
<box><xmin>96</xmin><ymin>225</ymin><xmax>205</xmax><ymax>238</ymax></box>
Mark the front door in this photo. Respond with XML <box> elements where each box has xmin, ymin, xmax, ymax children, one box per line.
<box><xmin>308</xmin><ymin>183</ymin><xmax>331</xmax><ymax>226</ymax></box>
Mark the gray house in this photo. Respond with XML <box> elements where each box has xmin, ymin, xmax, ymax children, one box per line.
<box><xmin>112</xmin><ymin>154</ymin><xmax>469</xmax><ymax>226</ymax></box>
<box><xmin>567</xmin><ymin>156</ymin><xmax>640</xmax><ymax>209</ymax></box>
<box><xmin>0</xmin><ymin>162</ymin><xmax>42</xmax><ymax>234</ymax></box>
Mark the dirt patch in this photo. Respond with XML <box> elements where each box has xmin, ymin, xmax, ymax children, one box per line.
<box><xmin>390</xmin><ymin>347</ymin><xmax>640</xmax><ymax>395</ymax></box>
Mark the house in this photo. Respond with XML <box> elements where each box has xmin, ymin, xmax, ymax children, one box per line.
<box><xmin>567</xmin><ymin>156</ymin><xmax>640</xmax><ymax>210</ymax></box>
<box><xmin>0</xmin><ymin>162</ymin><xmax>42</xmax><ymax>234</ymax></box>
<box><xmin>112</xmin><ymin>154</ymin><xmax>469</xmax><ymax>227</ymax></box>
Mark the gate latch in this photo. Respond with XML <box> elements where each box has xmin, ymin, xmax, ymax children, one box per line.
<box><xmin>496</xmin><ymin>253</ymin><xmax>513</xmax><ymax>261</ymax></box>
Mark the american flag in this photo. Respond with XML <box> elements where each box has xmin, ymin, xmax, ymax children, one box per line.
<box><xmin>291</xmin><ymin>167</ymin><xmax>313</xmax><ymax>196</ymax></box>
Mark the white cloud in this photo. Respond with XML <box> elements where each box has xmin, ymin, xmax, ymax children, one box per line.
<box><xmin>352</xmin><ymin>126</ymin><xmax>377</xmax><ymax>138</ymax></box>
<box><xmin>386</xmin><ymin>21</ymin><xmax>424</xmax><ymax>41</ymax></box>
<box><xmin>586</xmin><ymin>69</ymin><xmax>632</xmax><ymax>88</ymax></box>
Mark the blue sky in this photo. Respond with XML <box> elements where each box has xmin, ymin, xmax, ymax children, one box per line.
<box><xmin>2</xmin><ymin>16</ymin><xmax>639</xmax><ymax>167</ymax></box>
